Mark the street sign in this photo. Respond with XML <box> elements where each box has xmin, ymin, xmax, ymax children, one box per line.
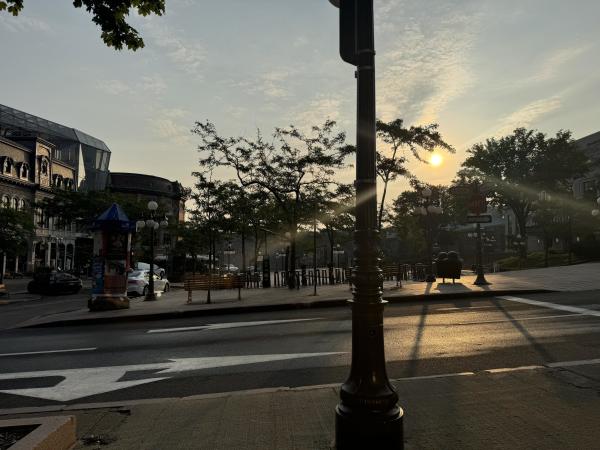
<box><xmin>468</xmin><ymin>193</ymin><xmax>487</xmax><ymax>214</ymax></box>
<box><xmin>466</xmin><ymin>215</ymin><xmax>492</xmax><ymax>224</ymax></box>
<box><xmin>223</xmin><ymin>250</ymin><xmax>235</xmax><ymax>255</ymax></box>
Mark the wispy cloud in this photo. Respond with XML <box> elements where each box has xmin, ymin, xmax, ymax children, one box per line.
<box><xmin>524</xmin><ymin>44</ymin><xmax>592</xmax><ymax>84</ymax></box>
<box><xmin>147</xmin><ymin>108</ymin><xmax>192</xmax><ymax>145</ymax></box>
<box><xmin>146</xmin><ymin>24</ymin><xmax>206</xmax><ymax>78</ymax></box>
<box><xmin>495</xmin><ymin>96</ymin><xmax>562</xmax><ymax>136</ymax></box>
<box><xmin>96</xmin><ymin>75</ymin><xmax>167</xmax><ymax>96</ymax></box>
<box><xmin>0</xmin><ymin>14</ymin><xmax>50</xmax><ymax>33</ymax></box>
<box><xmin>376</xmin><ymin>1</ymin><xmax>481</xmax><ymax>125</ymax></box>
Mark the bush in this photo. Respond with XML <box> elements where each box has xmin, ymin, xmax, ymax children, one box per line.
<box><xmin>496</xmin><ymin>251</ymin><xmax>585</xmax><ymax>271</ymax></box>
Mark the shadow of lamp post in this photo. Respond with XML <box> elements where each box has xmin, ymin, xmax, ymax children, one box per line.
<box><xmin>327</xmin><ymin>0</ymin><xmax>404</xmax><ymax>448</ymax></box>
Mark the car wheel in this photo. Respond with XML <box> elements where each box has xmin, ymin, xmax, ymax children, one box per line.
<box><xmin>163</xmin><ymin>283</ymin><xmax>170</xmax><ymax>292</ymax></box>
<box><xmin>142</xmin><ymin>286</ymin><xmax>148</xmax><ymax>297</ymax></box>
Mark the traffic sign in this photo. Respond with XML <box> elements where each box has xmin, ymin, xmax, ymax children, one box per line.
<box><xmin>466</xmin><ymin>215</ymin><xmax>492</xmax><ymax>224</ymax></box>
<box><xmin>468</xmin><ymin>193</ymin><xmax>487</xmax><ymax>214</ymax></box>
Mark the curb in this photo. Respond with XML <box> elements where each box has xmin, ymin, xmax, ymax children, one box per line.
<box><xmin>18</xmin><ymin>288</ymin><xmax>553</xmax><ymax>329</ymax></box>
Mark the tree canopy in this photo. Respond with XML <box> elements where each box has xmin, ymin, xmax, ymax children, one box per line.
<box><xmin>376</xmin><ymin>118</ymin><xmax>454</xmax><ymax>230</ymax></box>
<box><xmin>459</xmin><ymin>128</ymin><xmax>590</xmax><ymax>250</ymax></box>
<box><xmin>0</xmin><ymin>0</ymin><xmax>165</xmax><ymax>50</ymax></box>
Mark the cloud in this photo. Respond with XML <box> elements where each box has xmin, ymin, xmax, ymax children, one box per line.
<box><xmin>96</xmin><ymin>79</ymin><xmax>133</xmax><ymax>96</ymax></box>
<box><xmin>494</xmin><ymin>96</ymin><xmax>562</xmax><ymax>136</ymax></box>
<box><xmin>143</xmin><ymin>23</ymin><xmax>207</xmax><ymax>78</ymax></box>
<box><xmin>293</xmin><ymin>94</ymin><xmax>348</xmax><ymax>131</ymax></box>
<box><xmin>147</xmin><ymin>108</ymin><xmax>192</xmax><ymax>145</ymax></box>
<box><xmin>525</xmin><ymin>44</ymin><xmax>592</xmax><ymax>84</ymax></box>
<box><xmin>0</xmin><ymin>14</ymin><xmax>50</xmax><ymax>33</ymax></box>
<box><xmin>95</xmin><ymin>75</ymin><xmax>167</xmax><ymax>96</ymax></box>
<box><xmin>375</xmin><ymin>1</ymin><xmax>481</xmax><ymax>124</ymax></box>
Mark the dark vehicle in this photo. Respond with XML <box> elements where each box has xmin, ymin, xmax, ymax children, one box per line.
<box><xmin>27</xmin><ymin>269</ymin><xmax>83</xmax><ymax>295</ymax></box>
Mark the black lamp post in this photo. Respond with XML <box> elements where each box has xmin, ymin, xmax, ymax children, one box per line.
<box><xmin>328</xmin><ymin>1</ymin><xmax>404</xmax><ymax>447</ymax></box>
<box><xmin>136</xmin><ymin>200</ymin><xmax>168</xmax><ymax>301</ymax></box>
<box><xmin>418</xmin><ymin>187</ymin><xmax>442</xmax><ymax>283</ymax></box>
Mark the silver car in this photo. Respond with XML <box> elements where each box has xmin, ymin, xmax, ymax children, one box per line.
<box><xmin>127</xmin><ymin>270</ymin><xmax>170</xmax><ymax>297</ymax></box>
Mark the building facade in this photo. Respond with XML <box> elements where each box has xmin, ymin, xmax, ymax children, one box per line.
<box><xmin>0</xmin><ymin>136</ymin><xmax>83</xmax><ymax>273</ymax></box>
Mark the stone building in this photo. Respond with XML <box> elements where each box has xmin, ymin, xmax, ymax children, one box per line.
<box><xmin>107</xmin><ymin>172</ymin><xmax>187</xmax><ymax>267</ymax></box>
<box><xmin>0</xmin><ymin>136</ymin><xmax>81</xmax><ymax>273</ymax></box>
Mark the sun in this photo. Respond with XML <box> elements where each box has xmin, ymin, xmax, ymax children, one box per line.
<box><xmin>430</xmin><ymin>153</ymin><xmax>443</xmax><ymax>167</ymax></box>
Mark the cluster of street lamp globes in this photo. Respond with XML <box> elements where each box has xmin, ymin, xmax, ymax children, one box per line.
<box><xmin>417</xmin><ymin>187</ymin><xmax>443</xmax><ymax>216</ymax></box>
<box><xmin>135</xmin><ymin>201</ymin><xmax>168</xmax><ymax>301</ymax></box>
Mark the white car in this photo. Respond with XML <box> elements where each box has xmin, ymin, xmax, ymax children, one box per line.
<box><xmin>127</xmin><ymin>270</ymin><xmax>170</xmax><ymax>297</ymax></box>
<box><xmin>134</xmin><ymin>262</ymin><xmax>166</xmax><ymax>279</ymax></box>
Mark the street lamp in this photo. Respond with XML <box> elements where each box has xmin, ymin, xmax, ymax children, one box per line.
<box><xmin>328</xmin><ymin>0</ymin><xmax>404</xmax><ymax>447</ymax></box>
<box><xmin>592</xmin><ymin>196</ymin><xmax>600</xmax><ymax>217</ymax></box>
<box><xmin>136</xmin><ymin>200</ymin><xmax>167</xmax><ymax>301</ymax></box>
<box><xmin>419</xmin><ymin>188</ymin><xmax>442</xmax><ymax>283</ymax></box>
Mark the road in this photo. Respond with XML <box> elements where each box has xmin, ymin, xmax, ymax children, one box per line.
<box><xmin>0</xmin><ymin>290</ymin><xmax>599</xmax><ymax>410</ymax></box>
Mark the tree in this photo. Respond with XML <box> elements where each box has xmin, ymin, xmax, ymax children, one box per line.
<box><xmin>0</xmin><ymin>205</ymin><xmax>33</xmax><ymax>280</ymax></box>
<box><xmin>375</xmin><ymin>118</ymin><xmax>454</xmax><ymax>231</ymax></box>
<box><xmin>460</xmin><ymin>128</ymin><xmax>589</xmax><ymax>256</ymax></box>
<box><xmin>0</xmin><ymin>0</ymin><xmax>165</xmax><ymax>50</ymax></box>
<box><xmin>192</xmin><ymin>119</ymin><xmax>353</xmax><ymax>289</ymax></box>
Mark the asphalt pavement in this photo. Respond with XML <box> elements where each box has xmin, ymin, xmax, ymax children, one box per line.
<box><xmin>1</xmin><ymin>290</ymin><xmax>599</xmax><ymax>411</ymax></box>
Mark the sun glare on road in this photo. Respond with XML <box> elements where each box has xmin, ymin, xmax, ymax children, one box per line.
<box><xmin>430</xmin><ymin>153</ymin><xmax>443</xmax><ymax>166</ymax></box>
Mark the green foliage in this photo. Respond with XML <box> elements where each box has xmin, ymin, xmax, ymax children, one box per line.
<box><xmin>0</xmin><ymin>205</ymin><xmax>34</xmax><ymax>257</ymax></box>
<box><xmin>459</xmin><ymin>128</ymin><xmax>590</xmax><ymax>250</ymax></box>
<box><xmin>192</xmin><ymin>120</ymin><xmax>354</xmax><ymax>284</ymax></box>
<box><xmin>0</xmin><ymin>0</ymin><xmax>164</xmax><ymax>50</ymax></box>
<box><xmin>375</xmin><ymin>118</ymin><xmax>454</xmax><ymax>230</ymax></box>
<box><xmin>496</xmin><ymin>251</ymin><xmax>586</xmax><ymax>271</ymax></box>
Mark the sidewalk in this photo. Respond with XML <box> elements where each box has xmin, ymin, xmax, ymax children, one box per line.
<box><xmin>14</xmin><ymin>262</ymin><xmax>600</xmax><ymax>329</ymax></box>
<box><xmin>3</xmin><ymin>362</ymin><xmax>599</xmax><ymax>449</ymax></box>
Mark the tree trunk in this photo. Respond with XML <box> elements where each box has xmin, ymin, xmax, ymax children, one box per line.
<box><xmin>289</xmin><ymin>229</ymin><xmax>297</xmax><ymax>289</ymax></box>
<box><xmin>378</xmin><ymin>177</ymin><xmax>389</xmax><ymax>232</ymax></box>
<box><xmin>241</xmin><ymin>230</ymin><xmax>246</xmax><ymax>273</ymax></box>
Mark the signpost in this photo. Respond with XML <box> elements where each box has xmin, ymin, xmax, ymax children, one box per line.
<box><xmin>466</xmin><ymin>215</ymin><xmax>492</xmax><ymax>224</ymax></box>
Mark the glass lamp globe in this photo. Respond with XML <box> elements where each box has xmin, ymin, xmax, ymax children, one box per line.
<box><xmin>592</xmin><ymin>209</ymin><xmax>600</xmax><ymax>217</ymax></box>
<box><xmin>146</xmin><ymin>219</ymin><xmax>155</xmax><ymax>228</ymax></box>
<box><xmin>421</xmin><ymin>187</ymin><xmax>432</xmax><ymax>198</ymax></box>
<box><xmin>160</xmin><ymin>219</ymin><xmax>169</xmax><ymax>228</ymax></box>
<box><xmin>136</xmin><ymin>220</ymin><xmax>145</xmax><ymax>230</ymax></box>
<box><xmin>147</xmin><ymin>200</ymin><xmax>158</xmax><ymax>211</ymax></box>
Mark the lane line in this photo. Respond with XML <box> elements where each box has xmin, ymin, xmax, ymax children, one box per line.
<box><xmin>455</xmin><ymin>313</ymin><xmax>585</xmax><ymax>325</ymax></box>
<box><xmin>497</xmin><ymin>295</ymin><xmax>600</xmax><ymax>317</ymax></box>
<box><xmin>485</xmin><ymin>365</ymin><xmax>544</xmax><ymax>373</ymax></box>
<box><xmin>147</xmin><ymin>318</ymin><xmax>323</xmax><ymax>334</ymax></box>
<box><xmin>0</xmin><ymin>347</ymin><xmax>97</xmax><ymax>357</ymax></box>
<box><xmin>547</xmin><ymin>358</ymin><xmax>600</xmax><ymax>368</ymax></box>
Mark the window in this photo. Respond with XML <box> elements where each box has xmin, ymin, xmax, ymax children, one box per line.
<box><xmin>2</xmin><ymin>157</ymin><xmax>13</xmax><ymax>175</ymax></box>
<box><xmin>2</xmin><ymin>195</ymin><xmax>9</xmax><ymax>208</ymax></box>
<box><xmin>20</xmin><ymin>199</ymin><xmax>26</xmax><ymax>210</ymax></box>
<box><xmin>12</xmin><ymin>197</ymin><xmax>19</xmax><ymax>210</ymax></box>
<box><xmin>21</xmin><ymin>163</ymin><xmax>29</xmax><ymax>179</ymax></box>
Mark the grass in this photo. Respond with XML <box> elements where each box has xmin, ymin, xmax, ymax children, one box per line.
<box><xmin>496</xmin><ymin>251</ymin><xmax>585</xmax><ymax>271</ymax></box>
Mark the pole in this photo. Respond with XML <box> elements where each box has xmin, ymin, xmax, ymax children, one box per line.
<box><xmin>146</xmin><ymin>223</ymin><xmax>156</xmax><ymax>300</ymax></box>
<box><xmin>313</xmin><ymin>208</ymin><xmax>317</xmax><ymax>296</ymax></box>
<box><xmin>335</xmin><ymin>1</ymin><xmax>403</xmax><ymax>447</ymax></box>
<box><xmin>474</xmin><ymin>223</ymin><xmax>489</xmax><ymax>285</ymax></box>
<box><xmin>207</xmin><ymin>227</ymin><xmax>212</xmax><ymax>304</ymax></box>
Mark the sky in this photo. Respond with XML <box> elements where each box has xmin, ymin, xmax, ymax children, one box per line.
<box><xmin>1</xmin><ymin>0</ymin><xmax>599</xmax><ymax>205</ymax></box>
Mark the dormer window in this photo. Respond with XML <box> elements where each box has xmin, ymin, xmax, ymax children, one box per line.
<box><xmin>1</xmin><ymin>157</ymin><xmax>14</xmax><ymax>175</ymax></box>
<box><xmin>40</xmin><ymin>159</ymin><xmax>48</xmax><ymax>175</ymax></box>
<box><xmin>21</xmin><ymin>163</ymin><xmax>29</xmax><ymax>179</ymax></box>
<box><xmin>52</xmin><ymin>174</ymin><xmax>64</xmax><ymax>188</ymax></box>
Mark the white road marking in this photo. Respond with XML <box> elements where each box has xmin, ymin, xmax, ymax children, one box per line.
<box><xmin>497</xmin><ymin>296</ymin><xmax>600</xmax><ymax>317</ymax></box>
<box><xmin>456</xmin><ymin>313</ymin><xmax>582</xmax><ymax>325</ymax></box>
<box><xmin>485</xmin><ymin>365</ymin><xmax>544</xmax><ymax>373</ymax></box>
<box><xmin>147</xmin><ymin>318</ymin><xmax>323</xmax><ymax>334</ymax></box>
<box><xmin>0</xmin><ymin>348</ymin><xmax>97</xmax><ymax>357</ymax></box>
<box><xmin>547</xmin><ymin>358</ymin><xmax>600</xmax><ymax>368</ymax></box>
<box><xmin>0</xmin><ymin>352</ymin><xmax>343</xmax><ymax>402</ymax></box>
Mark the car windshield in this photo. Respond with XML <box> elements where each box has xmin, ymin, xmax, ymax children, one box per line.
<box><xmin>129</xmin><ymin>271</ymin><xmax>145</xmax><ymax>278</ymax></box>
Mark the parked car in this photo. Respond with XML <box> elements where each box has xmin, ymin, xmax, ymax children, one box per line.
<box><xmin>27</xmin><ymin>269</ymin><xmax>82</xmax><ymax>295</ymax></box>
<box><xmin>127</xmin><ymin>270</ymin><xmax>170</xmax><ymax>297</ymax></box>
<box><xmin>134</xmin><ymin>262</ymin><xmax>165</xmax><ymax>279</ymax></box>
<box><xmin>222</xmin><ymin>264</ymin><xmax>239</xmax><ymax>273</ymax></box>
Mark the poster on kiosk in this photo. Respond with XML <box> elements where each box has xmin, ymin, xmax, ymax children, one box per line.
<box><xmin>89</xmin><ymin>203</ymin><xmax>133</xmax><ymax>311</ymax></box>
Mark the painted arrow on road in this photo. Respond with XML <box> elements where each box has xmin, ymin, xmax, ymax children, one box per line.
<box><xmin>0</xmin><ymin>352</ymin><xmax>344</xmax><ymax>402</ymax></box>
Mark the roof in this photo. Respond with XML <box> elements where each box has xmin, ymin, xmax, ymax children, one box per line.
<box><xmin>0</xmin><ymin>104</ymin><xmax>110</xmax><ymax>153</ymax></box>
<box><xmin>0</xmin><ymin>135</ymin><xmax>33</xmax><ymax>153</ymax></box>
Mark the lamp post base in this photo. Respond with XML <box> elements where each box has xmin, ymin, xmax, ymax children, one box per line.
<box><xmin>473</xmin><ymin>273</ymin><xmax>490</xmax><ymax>285</ymax></box>
<box><xmin>425</xmin><ymin>274</ymin><xmax>436</xmax><ymax>282</ymax></box>
<box><xmin>335</xmin><ymin>404</ymin><xmax>404</xmax><ymax>449</ymax></box>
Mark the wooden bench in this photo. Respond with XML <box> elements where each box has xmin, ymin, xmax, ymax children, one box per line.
<box><xmin>184</xmin><ymin>274</ymin><xmax>245</xmax><ymax>304</ymax></box>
